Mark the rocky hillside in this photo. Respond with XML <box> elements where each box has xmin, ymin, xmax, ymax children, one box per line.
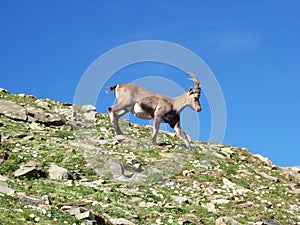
<box><xmin>0</xmin><ymin>87</ymin><xmax>299</xmax><ymax>225</ymax></box>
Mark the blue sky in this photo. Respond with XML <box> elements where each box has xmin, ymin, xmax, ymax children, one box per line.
<box><xmin>1</xmin><ymin>1</ymin><xmax>299</xmax><ymax>167</ymax></box>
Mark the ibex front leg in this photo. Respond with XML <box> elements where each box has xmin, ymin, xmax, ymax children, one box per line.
<box><xmin>174</xmin><ymin>123</ymin><xmax>192</xmax><ymax>150</ymax></box>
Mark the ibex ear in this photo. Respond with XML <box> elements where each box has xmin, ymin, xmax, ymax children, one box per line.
<box><xmin>188</xmin><ymin>87</ymin><xmax>194</xmax><ymax>95</ymax></box>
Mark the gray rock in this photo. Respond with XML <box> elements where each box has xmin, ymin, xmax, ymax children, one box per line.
<box><xmin>211</xmin><ymin>199</ymin><xmax>230</xmax><ymax>205</ymax></box>
<box><xmin>69</xmin><ymin>141</ymin><xmax>98</xmax><ymax>151</ymax></box>
<box><xmin>110</xmin><ymin>218</ymin><xmax>135</xmax><ymax>225</ymax></box>
<box><xmin>282</xmin><ymin>167</ymin><xmax>300</xmax><ymax>182</ymax></box>
<box><xmin>260</xmin><ymin>172</ymin><xmax>279</xmax><ymax>183</ymax></box>
<box><xmin>210</xmin><ymin>151</ymin><xmax>226</xmax><ymax>159</ymax></box>
<box><xmin>80</xmin><ymin>220</ymin><xmax>95</xmax><ymax>225</ymax></box>
<box><xmin>29</xmin><ymin>121</ymin><xmax>44</xmax><ymax>130</ymax></box>
<box><xmin>289</xmin><ymin>188</ymin><xmax>300</xmax><ymax>195</ymax></box>
<box><xmin>138</xmin><ymin>201</ymin><xmax>158</xmax><ymax>208</ymax></box>
<box><xmin>61</xmin><ymin>125</ymin><xmax>73</xmax><ymax>131</ymax></box>
<box><xmin>215</xmin><ymin>217</ymin><xmax>241</xmax><ymax>225</ymax></box>
<box><xmin>16</xmin><ymin>192</ymin><xmax>44</xmax><ymax>206</ymax></box>
<box><xmin>0</xmin><ymin>99</ymin><xmax>27</xmax><ymax>121</ymax></box>
<box><xmin>80</xmin><ymin>179</ymin><xmax>105</xmax><ymax>188</ymax></box>
<box><xmin>75</xmin><ymin>211</ymin><xmax>95</xmax><ymax>220</ymax></box>
<box><xmin>26</xmin><ymin>106</ymin><xmax>66</xmax><ymax>126</ymax></box>
<box><xmin>54</xmin><ymin>106</ymin><xmax>74</xmax><ymax>121</ymax></box>
<box><xmin>115</xmin><ymin>173</ymin><xmax>147</xmax><ymax>182</ymax></box>
<box><xmin>31</xmin><ymin>111</ymin><xmax>66</xmax><ymax>126</ymax></box>
<box><xmin>82</xmin><ymin>105</ymin><xmax>96</xmax><ymax>112</ymax></box>
<box><xmin>177</xmin><ymin>218</ymin><xmax>196</xmax><ymax>225</ymax></box>
<box><xmin>35</xmin><ymin>100</ymin><xmax>51</xmax><ymax>110</ymax></box>
<box><xmin>0</xmin><ymin>181</ymin><xmax>15</xmax><ymax>196</ymax></box>
<box><xmin>95</xmin><ymin>139</ymin><xmax>109</xmax><ymax>145</ymax></box>
<box><xmin>253</xmin><ymin>154</ymin><xmax>273</xmax><ymax>166</ymax></box>
<box><xmin>113</xmin><ymin>135</ymin><xmax>127</xmax><ymax>143</ymax></box>
<box><xmin>108</xmin><ymin>158</ymin><xmax>124</xmax><ymax>177</ymax></box>
<box><xmin>14</xmin><ymin>161</ymin><xmax>44</xmax><ymax>178</ymax></box>
<box><xmin>66</xmin><ymin>207</ymin><xmax>84</xmax><ymax>216</ymax></box>
<box><xmin>15</xmin><ymin>132</ymin><xmax>28</xmax><ymax>138</ymax></box>
<box><xmin>83</xmin><ymin>111</ymin><xmax>97</xmax><ymax>121</ymax></box>
<box><xmin>220</xmin><ymin>147</ymin><xmax>235</xmax><ymax>158</ymax></box>
<box><xmin>222</xmin><ymin>177</ymin><xmax>251</xmax><ymax>194</ymax></box>
<box><xmin>48</xmin><ymin>164</ymin><xmax>69</xmax><ymax>180</ymax></box>
<box><xmin>171</xmin><ymin>195</ymin><xmax>190</xmax><ymax>205</ymax></box>
<box><xmin>263</xmin><ymin>218</ymin><xmax>281</xmax><ymax>225</ymax></box>
<box><xmin>206</xmin><ymin>202</ymin><xmax>217</xmax><ymax>213</ymax></box>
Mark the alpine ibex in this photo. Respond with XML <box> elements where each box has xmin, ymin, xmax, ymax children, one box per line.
<box><xmin>108</xmin><ymin>72</ymin><xmax>201</xmax><ymax>149</ymax></box>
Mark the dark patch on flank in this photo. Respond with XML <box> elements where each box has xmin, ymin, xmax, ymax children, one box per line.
<box><xmin>141</xmin><ymin>103</ymin><xmax>155</xmax><ymax>118</ymax></box>
<box><xmin>162</xmin><ymin>110</ymin><xmax>179</xmax><ymax>128</ymax></box>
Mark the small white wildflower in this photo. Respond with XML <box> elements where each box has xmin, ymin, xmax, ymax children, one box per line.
<box><xmin>35</xmin><ymin>217</ymin><xmax>40</xmax><ymax>222</ymax></box>
<box><xmin>41</xmin><ymin>208</ymin><xmax>47</xmax><ymax>214</ymax></box>
<box><xmin>168</xmin><ymin>218</ymin><xmax>174</xmax><ymax>223</ymax></box>
<box><xmin>29</xmin><ymin>214</ymin><xmax>35</xmax><ymax>218</ymax></box>
<box><xmin>155</xmin><ymin>218</ymin><xmax>162</xmax><ymax>224</ymax></box>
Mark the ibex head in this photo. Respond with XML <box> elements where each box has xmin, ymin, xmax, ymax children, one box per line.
<box><xmin>187</xmin><ymin>72</ymin><xmax>202</xmax><ymax>112</ymax></box>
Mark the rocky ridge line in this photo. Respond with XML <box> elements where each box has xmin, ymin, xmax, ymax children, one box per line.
<box><xmin>0</xmin><ymin>87</ymin><xmax>299</xmax><ymax>225</ymax></box>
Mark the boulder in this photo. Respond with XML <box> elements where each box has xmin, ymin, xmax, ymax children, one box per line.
<box><xmin>26</xmin><ymin>106</ymin><xmax>66</xmax><ymax>126</ymax></box>
<box><xmin>108</xmin><ymin>158</ymin><xmax>124</xmax><ymax>177</ymax></box>
<box><xmin>48</xmin><ymin>164</ymin><xmax>69</xmax><ymax>180</ymax></box>
<box><xmin>16</xmin><ymin>192</ymin><xmax>44</xmax><ymax>206</ymax></box>
<box><xmin>0</xmin><ymin>99</ymin><xmax>27</xmax><ymax>121</ymax></box>
<box><xmin>35</xmin><ymin>99</ymin><xmax>51</xmax><ymax>110</ymax></box>
<box><xmin>14</xmin><ymin>160</ymin><xmax>45</xmax><ymax>178</ymax></box>
<box><xmin>31</xmin><ymin>111</ymin><xmax>66</xmax><ymax>126</ymax></box>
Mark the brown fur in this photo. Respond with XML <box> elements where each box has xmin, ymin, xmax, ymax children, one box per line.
<box><xmin>108</xmin><ymin>73</ymin><xmax>201</xmax><ymax>149</ymax></box>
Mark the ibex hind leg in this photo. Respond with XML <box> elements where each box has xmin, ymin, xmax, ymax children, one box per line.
<box><xmin>108</xmin><ymin>105</ymin><xmax>130</xmax><ymax>135</ymax></box>
<box><xmin>151</xmin><ymin>117</ymin><xmax>163</xmax><ymax>146</ymax></box>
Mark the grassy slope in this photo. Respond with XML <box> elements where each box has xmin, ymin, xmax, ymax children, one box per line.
<box><xmin>0</xmin><ymin>92</ymin><xmax>299</xmax><ymax>225</ymax></box>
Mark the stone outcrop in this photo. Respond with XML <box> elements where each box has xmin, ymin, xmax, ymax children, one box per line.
<box><xmin>0</xmin><ymin>99</ymin><xmax>27</xmax><ymax>121</ymax></box>
<box><xmin>0</xmin><ymin>99</ymin><xmax>66</xmax><ymax>126</ymax></box>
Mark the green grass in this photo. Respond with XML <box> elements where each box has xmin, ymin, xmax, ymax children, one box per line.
<box><xmin>0</xmin><ymin>195</ymin><xmax>78</xmax><ymax>225</ymax></box>
<box><xmin>55</xmin><ymin>130</ymin><xmax>74</xmax><ymax>139</ymax></box>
